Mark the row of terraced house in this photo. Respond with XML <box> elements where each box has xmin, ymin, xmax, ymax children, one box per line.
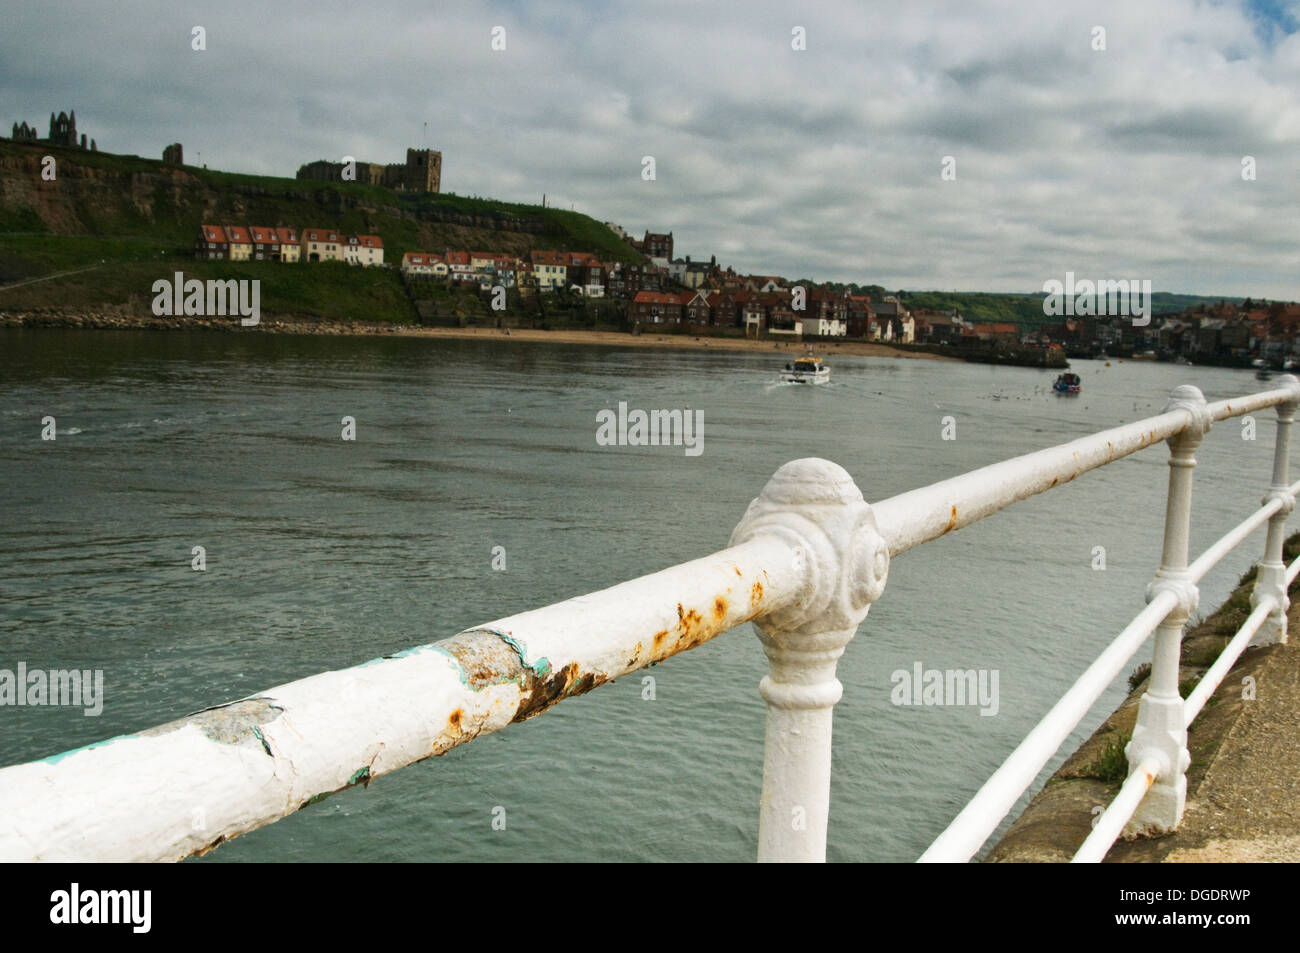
<box><xmin>401</xmin><ymin>247</ymin><xmax>928</xmax><ymax>341</ymax></box>
<box><xmin>1023</xmin><ymin>300</ymin><xmax>1300</xmax><ymax>361</ymax></box>
<box><xmin>400</xmin><ymin>246</ymin><xmax>734</xmax><ymax>300</ymax></box>
<box><xmin>400</xmin><ymin>249</ymin><xmax>616</xmax><ymax>297</ymax></box>
<box><xmin>624</xmin><ymin>284</ymin><xmax>922</xmax><ymax>342</ymax></box>
<box><xmin>194</xmin><ymin>225</ymin><xmax>384</xmax><ymax>266</ymax></box>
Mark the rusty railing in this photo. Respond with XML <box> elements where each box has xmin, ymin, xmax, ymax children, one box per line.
<box><xmin>1</xmin><ymin>378</ymin><xmax>1297</xmax><ymax>862</ymax></box>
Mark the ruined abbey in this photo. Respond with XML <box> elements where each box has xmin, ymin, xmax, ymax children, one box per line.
<box><xmin>296</xmin><ymin>148</ymin><xmax>441</xmax><ymax>193</ymax></box>
<box><xmin>9</xmin><ymin>110</ymin><xmax>97</xmax><ymax>151</ymax></box>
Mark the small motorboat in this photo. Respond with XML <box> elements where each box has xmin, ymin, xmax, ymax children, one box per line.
<box><xmin>781</xmin><ymin>356</ymin><xmax>830</xmax><ymax>384</ymax></box>
<box><xmin>1053</xmin><ymin>372</ymin><xmax>1081</xmax><ymax>394</ymax></box>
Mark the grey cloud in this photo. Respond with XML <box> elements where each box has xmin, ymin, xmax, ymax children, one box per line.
<box><xmin>0</xmin><ymin>0</ymin><xmax>1297</xmax><ymax>298</ymax></box>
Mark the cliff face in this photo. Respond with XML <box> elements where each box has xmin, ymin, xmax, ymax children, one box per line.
<box><xmin>0</xmin><ymin>141</ymin><xmax>612</xmax><ymax>262</ymax></box>
<box><xmin>0</xmin><ymin>144</ymin><xmax>389</xmax><ymax>238</ymax></box>
<box><xmin>0</xmin><ymin>147</ymin><xmax>197</xmax><ymax>234</ymax></box>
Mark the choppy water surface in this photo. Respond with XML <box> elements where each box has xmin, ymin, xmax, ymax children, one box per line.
<box><xmin>0</xmin><ymin>330</ymin><xmax>1283</xmax><ymax>861</ymax></box>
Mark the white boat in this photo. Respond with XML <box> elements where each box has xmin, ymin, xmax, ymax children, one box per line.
<box><xmin>781</xmin><ymin>356</ymin><xmax>830</xmax><ymax>384</ymax></box>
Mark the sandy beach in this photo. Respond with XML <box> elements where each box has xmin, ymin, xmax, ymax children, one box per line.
<box><xmin>387</xmin><ymin>326</ymin><xmax>959</xmax><ymax>360</ymax></box>
<box><xmin>1</xmin><ymin>310</ymin><xmax>960</xmax><ymax>360</ymax></box>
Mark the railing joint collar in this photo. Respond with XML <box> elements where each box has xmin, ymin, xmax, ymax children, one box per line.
<box><xmin>730</xmin><ymin>458</ymin><xmax>888</xmax><ymax>640</ymax></box>
<box><xmin>1145</xmin><ymin>571</ymin><xmax>1199</xmax><ymax>621</ymax></box>
<box><xmin>1262</xmin><ymin>486</ymin><xmax>1296</xmax><ymax>517</ymax></box>
<box><xmin>1163</xmin><ymin>384</ymin><xmax>1212</xmax><ymax>448</ymax></box>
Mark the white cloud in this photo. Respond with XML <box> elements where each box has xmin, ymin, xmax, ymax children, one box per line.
<box><xmin>1</xmin><ymin>0</ymin><xmax>1297</xmax><ymax>298</ymax></box>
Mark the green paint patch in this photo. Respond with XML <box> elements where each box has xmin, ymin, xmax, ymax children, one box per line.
<box><xmin>302</xmin><ymin>767</ymin><xmax>371</xmax><ymax>810</ymax></box>
<box><xmin>493</xmin><ymin>630</ymin><xmax>551</xmax><ymax>678</ymax></box>
<box><xmin>251</xmin><ymin>725</ymin><xmax>273</xmax><ymax>757</ymax></box>
<box><xmin>40</xmin><ymin>733</ymin><xmax>134</xmax><ymax>766</ymax></box>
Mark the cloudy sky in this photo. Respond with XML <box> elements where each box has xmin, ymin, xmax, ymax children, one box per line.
<box><xmin>3</xmin><ymin>0</ymin><xmax>1298</xmax><ymax>298</ymax></box>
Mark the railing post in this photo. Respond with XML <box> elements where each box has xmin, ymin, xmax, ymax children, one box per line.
<box><xmin>1126</xmin><ymin>384</ymin><xmax>1211</xmax><ymax>837</ymax></box>
<box><xmin>730</xmin><ymin>458</ymin><xmax>890</xmax><ymax>862</ymax></box>
<box><xmin>1250</xmin><ymin>374</ymin><xmax>1300</xmax><ymax>646</ymax></box>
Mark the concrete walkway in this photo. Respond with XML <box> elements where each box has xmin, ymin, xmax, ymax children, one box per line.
<box><xmin>988</xmin><ymin>577</ymin><xmax>1300</xmax><ymax>862</ymax></box>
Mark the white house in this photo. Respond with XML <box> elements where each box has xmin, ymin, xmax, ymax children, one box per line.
<box><xmin>401</xmin><ymin>252</ymin><xmax>448</xmax><ymax>278</ymax></box>
<box><xmin>342</xmin><ymin>235</ymin><xmax>384</xmax><ymax>267</ymax></box>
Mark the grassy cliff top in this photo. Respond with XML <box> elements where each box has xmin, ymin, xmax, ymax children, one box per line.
<box><xmin>0</xmin><ymin>139</ymin><xmax>644</xmax><ymax>266</ymax></box>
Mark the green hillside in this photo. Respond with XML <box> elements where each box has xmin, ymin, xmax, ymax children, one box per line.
<box><xmin>1</xmin><ymin>139</ymin><xmax>1280</xmax><ymax>328</ymax></box>
<box><xmin>0</xmin><ymin>139</ymin><xmax>641</xmax><ymax>322</ymax></box>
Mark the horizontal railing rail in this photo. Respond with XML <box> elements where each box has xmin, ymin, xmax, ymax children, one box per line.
<box><xmin>1072</xmin><ymin>546</ymin><xmax>1300</xmax><ymax>864</ymax></box>
<box><xmin>0</xmin><ymin>535</ymin><xmax>803</xmax><ymax>861</ymax></box>
<box><xmin>921</xmin><ymin>380</ymin><xmax>1300</xmax><ymax>862</ymax></box>
<box><xmin>2</xmin><ymin>377</ymin><xmax>1297</xmax><ymax>863</ymax></box>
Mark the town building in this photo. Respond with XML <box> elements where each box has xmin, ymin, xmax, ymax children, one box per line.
<box><xmin>301</xmin><ymin>228</ymin><xmax>344</xmax><ymax>262</ymax></box>
<box><xmin>444</xmin><ymin>250</ymin><xmax>475</xmax><ymax>282</ymax></box>
<box><xmin>474</xmin><ymin>253</ymin><xmax>517</xmax><ymax>289</ymax></box>
<box><xmin>248</xmin><ymin>226</ymin><xmax>282</xmax><ymax>262</ymax></box>
<box><xmin>747</xmin><ymin>275</ymin><xmax>786</xmax><ymax>293</ymax></box>
<box><xmin>195</xmin><ymin>224</ymin><xmax>297</xmax><ymax>262</ymax></box>
<box><xmin>682</xmin><ymin>259</ymin><xmax>712</xmax><ymax>289</ymax></box>
<box><xmin>529</xmin><ymin>250</ymin><xmax>567</xmax><ymax>291</ymax></box>
<box><xmin>680</xmin><ymin>290</ymin><xmax>712</xmax><ymax>325</ymax></box>
<box><xmin>401</xmin><ymin>252</ymin><xmax>449</xmax><ymax>278</ymax></box>
<box><xmin>223</xmin><ymin>225</ymin><xmax>252</xmax><ymax>262</ymax></box>
<box><xmin>276</xmin><ymin>228</ymin><xmax>300</xmax><ymax>262</ymax></box>
<box><xmin>846</xmin><ymin>295</ymin><xmax>875</xmax><ymax>338</ymax></box>
<box><xmin>768</xmin><ymin>306</ymin><xmax>801</xmax><ymax>337</ymax></box>
<box><xmin>195</xmin><ymin>225</ymin><xmax>229</xmax><ymax>260</ymax></box>
<box><xmin>642</xmin><ymin>230</ymin><xmax>673</xmax><ymax>259</ymax></box>
<box><xmin>709</xmin><ymin>292</ymin><xmax>741</xmax><ymax>328</ymax></box>
<box><xmin>516</xmin><ymin>261</ymin><xmax>535</xmax><ymax>291</ymax></box>
<box><xmin>342</xmin><ymin>234</ymin><xmax>384</xmax><ymax>267</ymax></box>
<box><xmin>630</xmin><ymin>291</ymin><xmax>682</xmax><ymax>325</ymax></box>
<box><xmin>564</xmin><ymin>252</ymin><xmax>606</xmax><ymax>296</ymax></box>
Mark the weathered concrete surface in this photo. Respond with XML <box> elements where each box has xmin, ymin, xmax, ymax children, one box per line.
<box><xmin>987</xmin><ymin>571</ymin><xmax>1300</xmax><ymax>863</ymax></box>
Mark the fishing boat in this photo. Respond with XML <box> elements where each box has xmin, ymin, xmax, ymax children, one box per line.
<box><xmin>781</xmin><ymin>356</ymin><xmax>830</xmax><ymax>385</ymax></box>
<box><xmin>1053</xmin><ymin>372</ymin><xmax>1081</xmax><ymax>394</ymax></box>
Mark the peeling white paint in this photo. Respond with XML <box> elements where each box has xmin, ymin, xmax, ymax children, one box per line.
<box><xmin>3</xmin><ymin>378</ymin><xmax>1299</xmax><ymax>864</ymax></box>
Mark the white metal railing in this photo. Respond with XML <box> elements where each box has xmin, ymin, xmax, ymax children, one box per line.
<box><xmin>0</xmin><ymin>377</ymin><xmax>1297</xmax><ymax>863</ymax></box>
<box><xmin>920</xmin><ymin>379</ymin><xmax>1300</xmax><ymax>863</ymax></box>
